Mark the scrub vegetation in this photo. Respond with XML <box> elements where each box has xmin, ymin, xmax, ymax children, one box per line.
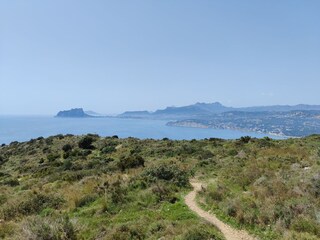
<box><xmin>0</xmin><ymin>134</ymin><xmax>319</xmax><ymax>239</ymax></box>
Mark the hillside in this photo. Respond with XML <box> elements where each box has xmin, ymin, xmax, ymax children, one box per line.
<box><xmin>117</xmin><ymin>103</ymin><xmax>320</xmax><ymax>137</ymax></box>
<box><xmin>0</xmin><ymin>135</ymin><xmax>319</xmax><ymax>239</ymax></box>
<box><xmin>168</xmin><ymin>110</ymin><xmax>320</xmax><ymax>137</ymax></box>
<box><xmin>118</xmin><ymin>102</ymin><xmax>320</xmax><ymax>119</ymax></box>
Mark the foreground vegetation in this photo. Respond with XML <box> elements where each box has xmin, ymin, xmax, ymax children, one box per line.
<box><xmin>0</xmin><ymin>134</ymin><xmax>319</xmax><ymax>239</ymax></box>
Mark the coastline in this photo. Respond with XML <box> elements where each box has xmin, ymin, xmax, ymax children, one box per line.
<box><xmin>166</xmin><ymin>121</ymin><xmax>294</xmax><ymax>139</ymax></box>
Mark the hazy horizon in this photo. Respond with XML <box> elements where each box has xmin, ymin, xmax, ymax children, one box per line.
<box><xmin>1</xmin><ymin>0</ymin><xmax>319</xmax><ymax>115</ymax></box>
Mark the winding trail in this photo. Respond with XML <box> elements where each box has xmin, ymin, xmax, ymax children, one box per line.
<box><xmin>185</xmin><ymin>181</ymin><xmax>257</xmax><ymax>240</ymax></box>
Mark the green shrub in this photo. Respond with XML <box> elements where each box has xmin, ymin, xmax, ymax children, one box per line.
<box><xmin>223</xmin><ymin>196</ymin><xmax>258</xmax><ymax>225</ymax></box>
<box><xmin>177</xmin><ymin>144</ymin><xmax>197</xmax><ymax>155</ymax></box>
<box><xmin>311</xmin><ymin>176</ymin><xmax>320</xmax><ymax>197</ymax></box>
<box><xmin>17</xmin><ymin>216</ymin><xmax>76</xmax><ymax>240</ymax></box>
<box><xmin>227</xmin><ymin>149</ymin><xmax>238</xmax><ymax>156</ymax></box>
<box><xmin>238</xmin><ymin>136</ymin><xmax>251</xmax><ymax>144</ymax></box>
<box><xmin>62</xmin><ymin>159</ymin><xmax>72</xmax><ymax>170</ymax></box>
<box><xmin>45</xmin><ymin>137</ymin><xmax>54</xmax><ymax>145</ymax></box>
<box><xmin>0</xmin><ymin>194</ymin><xmax>7</xmax><ymax>206</ymax></box>
<box><xmin>2</xmin><ymin>178</ymin><xmax>20</xmax><ymax>187</ymax></box>
<box><xmin>102</xmin><ymin>145</ymin><xmax>116</xmax><ymax>154</ymax></box>
<box><xmin>257</xmin><ymin>137</ymin><xmax>274</xmax><ymax>147</ymax></box>
<box><xmin>110</xmin><ymin>180</ymin><xmax>127</xmax><ymax>204</ymax></box>
<box><xmin>54</xmin><ymin>134</ymin><xmax>65</xmax><ymax>139</ymax></box>
<box><xmin>183</xmin><ymin>224</ymin><xmax>224</xmax><ymax>240</ymax></box>
<box><xmin>40</xmin><ymin>207</ymin><xmax>55</xmax><ymax>217</ymax></box>
<box><xmin>151</xmin><ymin>182</ymin><xmax>178</xmax><ymax>202</ymax></box>
<box><xmin>18</xmin><ymin>193</ymin><xmax>64</xmax><ymax>216</ymax></box>
<box><xmin>108</xmin><ymin>224</ymin><xmax>145</xmax><ymax>240</ymax></box>
<box><xmin>78</xmin><ymin>136</ymin><xmax>95</xmax><ymax>149</ymax></box>
<box><xmin>1</xmin><ymin>193</ymin><xmax>64</xmax><ymax>220</ymax></box>
<box><xmin>117</xmin><ymin>154</ymin><xmax>145</xmax><ymax>171</ymax></box>
<box><xmin>206</xmin><ymin>183</ymin><xmax>228</xmax><ymax>202</ymax></box>
<box><xmin>143</xmin><ymin>164</ymin><xmax>189</xmax><ymax>187</ymax></box>
<box><xmin>198</xmin><ymin>150</ymin><xmax>214</xmax><ymax>160</ymax></box>
<box><xmin>284</xmin><ymin>231</ymin><xmax>320</xmax><ymax>240</ymax></box>
<box><xmin>62</xmin><ymin>144</ymin><xmax>73</xmax><ymax>152</ymax></box>
<box><xmin>47</xmin><ymin>153</ymin><xmax>60</xmax><ymax>162</ymax></box>
<box><xmin>59</xmin><ymin>171</ymin><xmax>87</xmax><ymax>182</ymax></box>
<box><xmin>75</xmin><ymin>194</ymin><xmax>98</xmax><ymax>208</ymax></box>
<box><xmin>0</xmin><ymin>222</ymin><xmax>15</xmax><ymax>239</ymax></box>
<box><xmin>290</xmin><ymin>216</ymin><xmax>320</xmax><ymax>237</ymax></box>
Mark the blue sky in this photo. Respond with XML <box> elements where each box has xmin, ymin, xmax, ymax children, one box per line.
<box><xmin>1</xmin><ymin>0</ymin><xmax>319</xmax><ymax>115</ymax></box>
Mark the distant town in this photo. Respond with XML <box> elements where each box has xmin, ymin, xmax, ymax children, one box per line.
<box><xmin>56</xmin><ymin>102</ymin><xmax>320</xmax><ymax>137</ymax></box>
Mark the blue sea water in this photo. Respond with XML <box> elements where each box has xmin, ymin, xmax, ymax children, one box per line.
<box><xmin>0</xmin><ymin>116</ymin><xmax>285</xmax><ymax>144</ymax></box>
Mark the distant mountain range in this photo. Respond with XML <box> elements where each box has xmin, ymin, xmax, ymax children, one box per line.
<box><xmin>55</xmin><ymin>103</ymin><xmax>320</xmax><ymax>137</ymax></box>
<box><xmin>118</xmin><ymin>102</ymin><xmax>320</xmax><ymax>120</ymax></box>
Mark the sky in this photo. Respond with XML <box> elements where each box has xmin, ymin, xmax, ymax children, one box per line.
<box><xmin>0</xmin><ymin>0</ymin><xmax>320</xmax><ymax>115</ymax></box>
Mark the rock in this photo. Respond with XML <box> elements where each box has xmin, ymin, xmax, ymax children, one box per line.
<box><xmin>55</xmin><ymin>108</ymin><xmax>92</xmax><ymax>118</ymax></box>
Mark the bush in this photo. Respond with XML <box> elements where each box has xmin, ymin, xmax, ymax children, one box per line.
<box><xmin>284</xmin><ymin>232</ymin><xmax>319</xmax><ymax>240</ymax></box>
<box><xmin>1</xmin><ymin>193</ymin><xmax>64</xmax><ymax>220</ymax></box>
<box><xmin>78</xmin><ymin>136</ymin><xmax>95</xmax><ymax>149</ymax></box>
<box><xmin>0</xmin><ymin>194</ymin><xmax>7</xmax><ymax>206</ymax></box>
<box><xmin>102</xmin><ymin>146</ymin><xmax>116</xmax><ymax>154</ymax></box>
<box><xmin>198</xmin><ymin>150</ymin><xmax>214</xmax><ymax>160</ymax></box>
<box><xmin>108</xmin><ymin>224</ymin><xmax>145</xmax><ymax>240</ymax></box>
<box><xmin>54</xmin><ymin>134</ymin><xmax>65</xmax><ymax>139</ymax></box>
<box><xmin>290</xmin><ymin>216</ymin><xmax>320</xmax><ymax>237</ymax></box>
<box><xmin>110</xmin><ymin>180</ymin><xmax>127</xmax><ymax>204</ymax></box>
<box><xmin>0</xmin><ymin>221</ymin><xmax>15</xmax><ymax>239</ymax></box>
<box><xmin>311</xmin><ymin>175</ymin><xmax>320</xmax><ymax>197</ymax></box>
<box><xmin>177</xmin><ymin>144</ymin><xmax>197</xmax><ymax>155</ymax></box>
<box><xmin>62</xmin><ymin>144</ymin><xmax>73</xmax><ymax>152</ymax></box>
<box><xmin>227</xmin><ymin>149</ymin><xmax>238</xmax><ymax>156</ymax></box>
<box><xmin>206</xmin><ymin>183</ymin><xmax>228</xmax><ymax>202</ymax></box>
<box><xmin>257</xmin><ymin>137</ymin><xmax>274</xmax><ymax>147</ymax></box>
<box><xmin>2</xmin><ymin>178</ymin><xmax>20</xmax><ymax>187</ymax></box>
<box><xmin>47</xmin><ymin>153</ymin><xmax>60</xmax><ymax>162</ymax></box>
<box><xmin>75</xmin><ymin>194</ymin><xmax>97</xmax><ymax>208</ymax></box>
<box><xmin>183</xmin><ymin>224</ymin><xmax>224</xmax><ymax>240</ymax></box>
<box><xmin>238</xmin><ymin>136</ymin><xmax>251</xmax><ymax>144</ymax></box>
<box><xmin>62</xmin><ymin>159</ymin><xmax>72</xmax><ymax>170</ymax></box>
<box><xmin>222</xmin><ymin>196</ymin><xmax>258</xmax><ymax>225</ymax></box>
<box><xmin>151</xmin><ymin>182</ymin><xmax>177</xmax><ymax>202</ymax></box>
<box><xmin>18</xmin><ymin>194</ymin><xmax>64</xmax><ymax>216</ymax></box>
<box><xmin>117</xmin><ymin>154</ymin><xmax>145</xmax><ymax>171</ymax></box>
<box><xmin>17</xmin><ymin>216</ymin><xmax>77</xmax><ymax>240</ymax></box>
<box><xmin>143</xmin><ymin>164</ymin><xmax>189</xmax><ymax>187</ymax></box>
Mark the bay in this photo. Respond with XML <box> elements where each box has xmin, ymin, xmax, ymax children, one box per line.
<box><xmin>0</xmin><ymin>116</ymin><xmax>285</xmax><ymax>144</ymax></box>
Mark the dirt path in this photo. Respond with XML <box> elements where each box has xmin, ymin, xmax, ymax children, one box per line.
<box><xmin>185</xmin><ymin>181</ymin><xmax>257</xmax><ymax>240</ymax></box>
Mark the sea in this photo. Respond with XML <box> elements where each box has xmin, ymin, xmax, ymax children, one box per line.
<box><xmin>0</xmin><ymin>116</ymin><xmax>285</xmax><ymax>144</ymax></box>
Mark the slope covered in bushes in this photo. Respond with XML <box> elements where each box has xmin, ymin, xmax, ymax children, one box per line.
<box><xmin>0</xmin><ymin>134</ymin><xmax>319</xmax><ymax>239</ymax></box>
